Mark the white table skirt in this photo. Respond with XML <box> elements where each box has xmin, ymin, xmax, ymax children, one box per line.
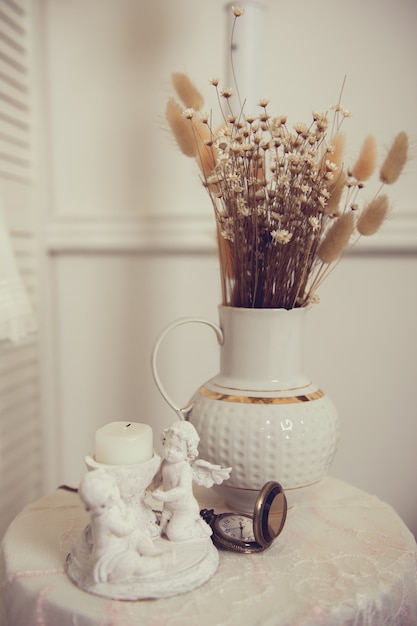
<box><xmin>1</xmin><ymin>477</ymin><xmax>416</xmax><ymax>626</ymax></box>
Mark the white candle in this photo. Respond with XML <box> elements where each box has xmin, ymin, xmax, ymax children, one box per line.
<box><xmin>94</xmin><ymin>421</ymin><xmax>153</xmax><ymax>465</ymax></box>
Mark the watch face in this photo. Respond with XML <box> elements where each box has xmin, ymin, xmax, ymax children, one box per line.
<box><xmin>216</xmin><ymin>513</ymin><xmax>255</xmax><ymax>543</ymax></box>
<box><xmin>210</xmin><ymin>512</ymin><xmax>266</xmax><ymax>553</ymax></box>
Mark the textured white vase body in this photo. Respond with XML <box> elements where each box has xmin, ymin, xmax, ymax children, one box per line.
<box><xmin>152</xmin><ymin>306</ymin><xmax>339</xmax><ymax>511</ymax></box>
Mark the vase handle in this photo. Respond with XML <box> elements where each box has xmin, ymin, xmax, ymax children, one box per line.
<box><xmin>151</xmin><ymin>317</ymin><xmax>223</xmax><ymax>420</ymax></box>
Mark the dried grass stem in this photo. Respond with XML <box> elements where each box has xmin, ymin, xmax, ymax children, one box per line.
<box><xmin>166</xmin><ymin>66</ymin><xmax>409</xmax><ymax>308</ymax></box>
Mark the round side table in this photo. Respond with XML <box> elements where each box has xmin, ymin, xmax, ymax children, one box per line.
<box><xmin>1</xmin><ymin>477</ymin><xmax>416</xmax><ymax>626</ymax></box>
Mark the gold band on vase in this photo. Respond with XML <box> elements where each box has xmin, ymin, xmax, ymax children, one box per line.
<box><xmin>198</xmin><ymin>386</ymin><xmax>324</xmax><ymax>405</ymax></box>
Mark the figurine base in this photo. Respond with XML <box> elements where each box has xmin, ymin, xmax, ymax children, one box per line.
<box><xmin>66</xmin><ymin>533</ymin><xmax>219</xmax><ymax>600</ymax></box>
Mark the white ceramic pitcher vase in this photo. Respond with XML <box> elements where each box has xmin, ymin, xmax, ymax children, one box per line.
<box><xmin>152</xmin><ymin>305</ymin><xmax>339</xmax><ymax>511</ymax></box>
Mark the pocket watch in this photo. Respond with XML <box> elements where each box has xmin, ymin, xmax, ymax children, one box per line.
<box><xmin>200</xmin><ymin>481</ymin><xmax>287</xmax><ymax>554</ymax></box>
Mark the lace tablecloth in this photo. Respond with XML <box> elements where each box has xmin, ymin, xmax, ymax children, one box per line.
<box><xmin>1</xmin><ymin>477</ymin><xmax>416</xmax><ymax>626</ymax></box>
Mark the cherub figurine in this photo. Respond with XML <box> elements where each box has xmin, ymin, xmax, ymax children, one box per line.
<box><xmin>152</xmin><ymin>421</ymin><xmax>231</xmax><ymax>542</ymax></box>
<box><xmin>79</xmin><ymin>469</ymin><xmax>170</xmax><ymax>583</ymax></box>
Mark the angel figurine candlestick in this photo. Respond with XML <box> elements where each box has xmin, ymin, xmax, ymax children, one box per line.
<box><xmin>66</xmin><ymin>420</ymin><xmax>231</xmax><ymax>600</ymax></box>
<box><xmin>153</xmin><ymin>421</ymin><xmax>232</xmax><ymax>542</ymax></box>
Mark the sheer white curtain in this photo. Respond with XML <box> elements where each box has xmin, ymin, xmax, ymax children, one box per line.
<box><xmin>0</xmin><ymin>199</ymin><xmax>36</xmax><ymax>342</ymax></box>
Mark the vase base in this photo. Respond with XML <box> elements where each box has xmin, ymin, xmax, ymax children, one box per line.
<box><xmin>214</xmin><ymin>480</ymin><xmax>322</xmax><ymax>512</ymax></box>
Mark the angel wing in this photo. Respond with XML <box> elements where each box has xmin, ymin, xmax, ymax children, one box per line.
<box><xmin>191</xmin><ymin>459</ymin><xmax>232</xmax><ymax>488</ymax></box>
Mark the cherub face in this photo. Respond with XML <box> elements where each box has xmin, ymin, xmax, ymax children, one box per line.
<box><xmin>79</xmin><ymin>470</ymin><xmax>119</xmax><ymax>516</ymax></box>
<box><xmin>83</xmin><ymin>488</ymin><xmax>116</xmax><ymax>517</ymax></box>
<box><xmin>162</xmin><ymin>432</ymin><xmax>187</xmax><ymax>463</ymax></box>
<box><xmin>86</xmin><ymin>497</ymin><xmax>111</xmax><ymax>516</ymax></box>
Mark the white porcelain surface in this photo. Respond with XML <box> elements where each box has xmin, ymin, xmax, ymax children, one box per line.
<box><xmin>190</xmin><ymin>389</ymin><xmax>338</xmax><ymax>510</ymax></box>
<box><xmin>153</xmin><ymin>307</ymin><xmax>339</xmax><ymax>510</ymax></box>
<box><xmin>216</xmin><ymin>306</ymin><xmax>310</xmax><ymax>390</ymax></box>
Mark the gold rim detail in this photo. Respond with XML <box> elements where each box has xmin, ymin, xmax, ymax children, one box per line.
<box><xmin>198</xmin><ymin>386</ymin><xmax>324</xmax><ymax>404</ymax></box>
<box><xmin>218</xmin><ymin>479</ymin><xmax>321</xmax><ymax>492</ymax></box>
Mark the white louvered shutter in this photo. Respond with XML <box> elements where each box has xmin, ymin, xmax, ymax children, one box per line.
<box><xmin>0</xmin><ymin>0</ymin><xmax>42</xmax><ymax>538</ymax></box>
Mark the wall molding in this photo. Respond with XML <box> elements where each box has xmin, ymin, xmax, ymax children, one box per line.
<box><xmin>45</xmin><ymin>211</ymin><xmax>417</xmax><ymax>255</ymax></box>
<box><xmin>46</xmin><ymin>213</ymin><xmax>216</xmax><ymax>254</ymax></box>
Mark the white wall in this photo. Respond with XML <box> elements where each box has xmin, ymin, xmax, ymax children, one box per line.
<box><xmin>40</xmin><ymin>0</ymin><xmax>417</xmax><ymax>535</ymax></box>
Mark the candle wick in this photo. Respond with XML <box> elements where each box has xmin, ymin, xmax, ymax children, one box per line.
<box><xmin>126</xmin><ymin>423</ymin><xmax>131</xmax><ymax>428</ymax></box>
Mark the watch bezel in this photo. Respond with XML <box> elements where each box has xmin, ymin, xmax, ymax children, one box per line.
<box><xmin>253</xmin><ymin>481</ymin><xmax>287</xmax><ymax>548</ymax></box>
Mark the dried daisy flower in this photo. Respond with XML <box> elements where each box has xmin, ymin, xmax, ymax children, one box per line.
<box><xmin>232</xmin><ymin>6</ymin><xmax>245</xmax><ymax>17</ymax></box>
<box><xmin>271</xmin><ymin>229</ymin><xmax>293</xmax><ymax>245</ymax></box>
<box><xmin>164</xmin><ymin>5</ymin><xmax>409</xmax><ymax>309</ymax></box>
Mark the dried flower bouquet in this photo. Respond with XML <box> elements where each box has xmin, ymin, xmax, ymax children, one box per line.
<box><xmin>166</xmin><ymin>7</ymin><xmax>409</xmax><ymax>310</ymax></box>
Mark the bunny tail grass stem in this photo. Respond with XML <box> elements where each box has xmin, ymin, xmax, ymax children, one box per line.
<box><xmin>166</xmin><ymin>98</ymin><xmax>197</xmax><ymax>157</ymax></box>
<box><xmin>351</xmin><ymin>135</ymin><xmax>377</xmax><ymax>182</ymax></box>
<box><xmin>172</xmin><ymin>72</ymin><xmax>204</xmax><ymax>111</ymax></box>
<box><xmin>317</xmin><ymin>212</ymin><xmax>355</xmax><ymax>264</ymax></box>
<box><xmin>379</xmin><ymin>131</ymin><xmax>409</xmax><ymax>185</ymax></box>
<box><xmin>356</xmin><ymin>194</ymin><xmax>390</xmax><ymax>236</ymax></box>
<box><xmin>165</xmin><ymin>6</ymin><xmax>409</xmax><ymax>309</ymax></box>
